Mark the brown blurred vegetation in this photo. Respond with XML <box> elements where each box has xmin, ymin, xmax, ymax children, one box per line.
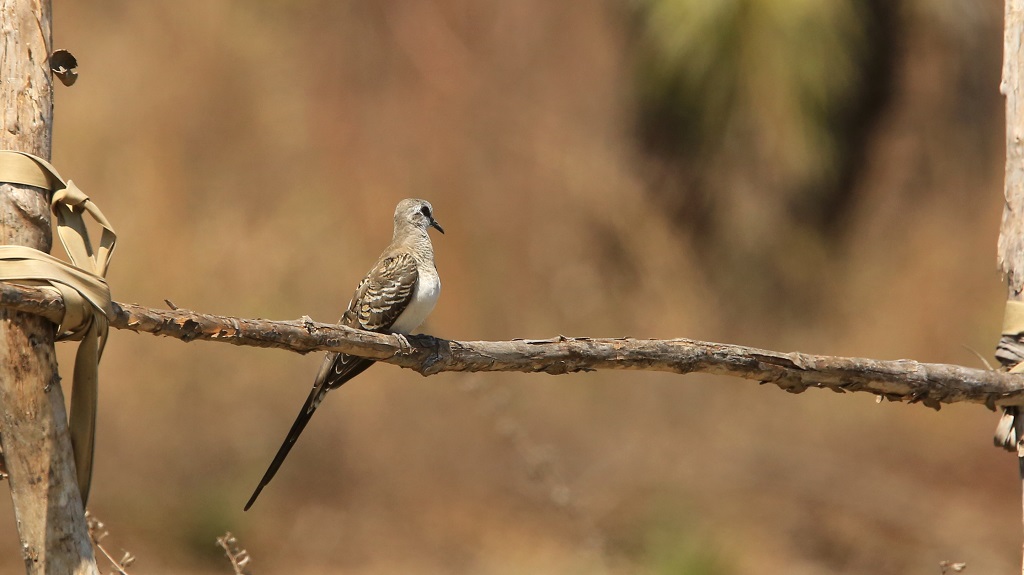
<box><xmin>0</xmin><ymin>0</ymin><xmax>1014</xmax><ymax>573</ymax></box>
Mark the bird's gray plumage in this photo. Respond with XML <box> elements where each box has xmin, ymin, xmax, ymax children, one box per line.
<box><xmin>245</xmin><ymin>198</ymin><xmax>442</xmax><ymax>510</ymax></box>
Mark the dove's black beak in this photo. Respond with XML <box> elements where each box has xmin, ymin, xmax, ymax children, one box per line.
<box><xmin>430</xmin><ymin>219</ymin><xmax>445</xmax><ymax>234</ymax></box>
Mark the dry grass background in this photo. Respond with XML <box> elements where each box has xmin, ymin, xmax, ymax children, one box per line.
<box><xmin>0</xmin><ymin>1</ymin><xmax>1016</xmax><ymax>573</ymax></box>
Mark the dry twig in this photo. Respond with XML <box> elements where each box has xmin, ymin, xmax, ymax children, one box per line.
<box><xmin>85</xmin><ymin>512</ymin><xmax>135</xmax><ymax>575</ymax></box>
<box><xmin>939</xmin><ymin>560</ymin><xmax>967</xmax><ymax>573</ymax></box>
<box><xmin>216</xmin><ymin>532</ymin><xmax>252</xmax><ymax>575</ymax></box>
<box><xmin>0</xmin><ymin>281</ymin><xmax>1020</xmax><ymax>409</ymax></box>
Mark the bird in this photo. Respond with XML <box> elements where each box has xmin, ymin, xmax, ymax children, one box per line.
<box><xmin>244</xmin><ymin>198</ymin><xmax>443</xmax><ymax>511</ymax></box>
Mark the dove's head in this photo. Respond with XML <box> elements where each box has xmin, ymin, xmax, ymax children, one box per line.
<box><xmin>395</xmin><ymin>198</ymin><xmax>444</xmax><ymax>236</ymax></box>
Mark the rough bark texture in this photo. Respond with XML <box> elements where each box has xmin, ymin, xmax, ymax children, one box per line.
<box><xmin>999</xmin><ymin>2</ymin><xmax>1024</xmax><ymax>573</ymax></box>
<box><xmin>1003</xmin><ymin>0</ymin><xmax>1024</xmax><ymax>291</ymax></box>
<box><xmin>0</xmin><ymin>1</ymin><xmax>99</xmax><ymax>574</ymax></box>
<box><xmin>0</xmin><ymin>281</ymin><xmax>1019</xmax><ymax>409</ymax></box>
<box><xmin>1000</xmin><ymin>0</ymin><xmax>1024</xmax><ymax>368</ymax></box>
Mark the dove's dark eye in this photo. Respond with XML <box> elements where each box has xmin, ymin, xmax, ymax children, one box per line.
<box><xmin>420</xmin><ymin>205</ymin><xmax>431</xmax><ymax>217</ymax></box>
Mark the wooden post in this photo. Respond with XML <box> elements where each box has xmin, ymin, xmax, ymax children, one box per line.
<box><xmin>0</xmin><ymin>1</ymin><xmax>99</xmax><ymax>573</ymax></box>
<box><xmin>1000</xmin><ymin>1</ymin><xmax>1024</xmax><ymax>573</ymax></box>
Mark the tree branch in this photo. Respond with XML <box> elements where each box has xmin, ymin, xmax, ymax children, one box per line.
<box><xmin>3</xmin><ymin>281</ymin><xmax>1020</xmax><ymax>409</ymax></box>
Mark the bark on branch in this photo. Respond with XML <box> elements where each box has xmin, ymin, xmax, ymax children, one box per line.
<box><xmin>2</xmin><ymin>281</ymin><xmax>1019</xmax><ymax>410</ymax></box>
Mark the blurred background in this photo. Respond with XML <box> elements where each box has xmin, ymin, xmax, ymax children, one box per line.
<box><xmin>0</xmin><ymin>0</ymin><xmax>1015</xmax><ymax>573</ymax></box>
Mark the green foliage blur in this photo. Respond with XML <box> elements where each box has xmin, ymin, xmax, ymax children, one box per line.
<box><xmin>634</xmin><ymin>0</ymin><xmax>903</xmax><ymax>318</ymax></box>
<box><xmin>637</xmin><ymin>0</ymin><xmax>866</xmax><ymax>186</ymax></box>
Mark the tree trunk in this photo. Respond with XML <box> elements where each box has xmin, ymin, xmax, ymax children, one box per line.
<box><xmin>999</xmin><ymin>1</ymin><xmax>1024</xmax><ymax>573</ymax></box>
<box><xmin>0</xmin><ymin>0</ymin><xmax>99</xmax><ymax>573</ymax></box>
